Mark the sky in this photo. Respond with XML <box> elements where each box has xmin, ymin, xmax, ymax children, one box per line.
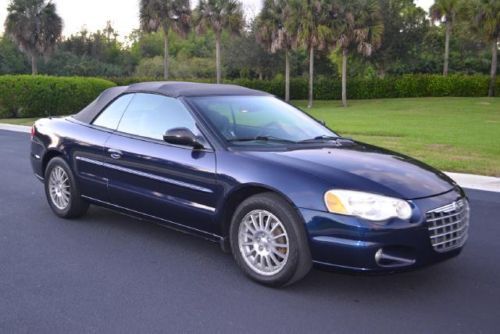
<box><xmin>0</xmin><ymin>0</ymin><xmax>435</xmax><ymax>40</ymax></box>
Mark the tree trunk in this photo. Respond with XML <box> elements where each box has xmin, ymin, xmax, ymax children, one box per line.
<box><xmin>31</xmin><ymin>54</ymin><xmax>38</xmax><ymax>75</ymax></box>
<box><xmin>307</xmin><ymin>46</ymin><xmax>314</xmax><ymax>109</ymax></box>
<box><xmin>342</xmin><ymin>49</ymin><xmax>348</xmax><ymax>107</ymax></box>
<box><xmin>285</xmin><ymin>49</ymin><xmax>290</xmax><ymax>102</ymax></box>
<box><xmin>443</xmin><ymin>20</ymin><xmax>451</xmax><ymax>76</ymax></box>
<box><xmin>163</xmin><ymin>31</ymin><xmax>169</xmax><ymax>80</ymax></box>
<box><xmin>489</xmin><ymin>37</ymin><xmax>498</xmax><ymax>97</ymax></box>
<box><xmin>216</xmin><ymin>33</ymin><xmax>222</xmax><ymax>84</ymax></box>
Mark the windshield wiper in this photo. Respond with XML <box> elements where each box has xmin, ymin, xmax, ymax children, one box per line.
<box><xmin>297</xmin><ymin>135</ymin><xmax>352</xmax><ymax>144</ymax></box>
<box><xmin>228</xmin><ymin>136</ymin><xmax>297</xmax><ymax>144</ymax></box>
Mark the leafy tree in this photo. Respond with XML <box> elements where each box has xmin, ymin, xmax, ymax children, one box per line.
<box><xmin>129</xmin><ymin>30</ymin><xmax>165</xmax><ymax>60</ymax></box>
<box><xmin>224</xmin><ymin>27</ymin><xmax>283</xmax><ymax>80</ymax></box>
<box><xmin>332</xmin><ymin>0</ymin><xmax>383</xmax><ymax>107</ymax></box>
<box><xmin>194</xmin><ymin>0</ymin><xmax>244</xmax><ymax>83</ymax></box>
<box><xmin>139</xmin><ymin>0</ymin><xmax>191</xmax><ymax>79</ymax></box>
<box><xmin>0</xmin><ymin>36</ymin><xmax>30</xmax><ymax>73</ymax></box>
<box><xmin>468</xmin><ymin>0</ymin><xmax>499</xmax><ymax>96</ymax></box>
<box><xmin>135</xmin><ymin>54</ymin><xmax>216</xmax><ymax>79</ymax></box>
<box><xmin>256</xmin><ymin>0</ymin><xmax>296</xmax><ymax>101</ymax></box>
<box><xmin>290</xmin><ymin>0</ymin><xmax>331</xmax><ymax>108</ymax></box>
<box><xmin>40</xmin><ymin>51</ymin><xmax>125</xmax><ymax>77</ymax></box>
<box><xmin>372</xmin><ymin>0</ymin><xmax>428</xmax><ymax>77</ymax></box>
<box><xmin>430</xmin><ymin>0</ymin><xmax>463</xmax><ymax>76</ymax></box>
<box><xmin>51</xmin><ymin>24</ymin><xmax>135</xmax><ymax>77</ymax></box>
<box><xmin>4</xmin><ymin>0</ymin><xmax>63</xmax><ymax>74</ymax></box>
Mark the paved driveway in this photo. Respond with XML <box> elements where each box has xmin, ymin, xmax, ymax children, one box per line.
<box><xmin>1</xmin><ymin>130</ymin><xmax>499</xmax><ymax>333</ymax></box>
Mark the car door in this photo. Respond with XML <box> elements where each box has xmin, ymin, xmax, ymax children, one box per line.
<box><xmin>103</xmin><ymin>93</ymin><xmax>220</xmax><ymax>234</ymax></box>
<box><xmin>73</xmin><ymin>93</ymin><xmax>134</xmax><ymax>202</ymax></box>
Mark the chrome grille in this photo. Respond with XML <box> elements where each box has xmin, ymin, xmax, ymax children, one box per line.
<box><xmin>426</xmin><ymin>199</ymin><xmax>470</xmax><ymax>253</ymax></box>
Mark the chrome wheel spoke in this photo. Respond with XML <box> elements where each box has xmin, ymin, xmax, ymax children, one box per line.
<box><xmin>272</xmin><ymin>249</ymin><xmax>286</xmax><ymax>259</ymax></box>
<box><xmin>270</xmin><ymin>220</ymin><xmax>279</xmax><ymax>233</ymax></box>
<box><xmin>263</xmin><ymin>215</ymin><xmax>271</xmax><ymax>230</ymax></box>
<box><xmin>250</xmin><ymin>215</ymin><xmax>258</xmax><ymax>230</ymax></box>
<box><xmin>272</xmin><ymin>233</ymin><xmax>287</xmax><ymax>240</ymax></box>
<box><xmin>238</xmin><ymin>209</ymin><xmax>289</xmax><ymax>276</ymax></box>
<box><xmin>244</xmin><ymin>221</ymin><xmax>256</xmax><ymax>234</ymax></box>
<box><xmin>269</xmin><ymin>252</ymin><xmax>280</xmax><ymax>266</ymax></box>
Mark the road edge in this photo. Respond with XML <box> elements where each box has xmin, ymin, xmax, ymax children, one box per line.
<box><xmin>0</xmin><ymin>123</ymin><xmax>31</xmax><ymax>133</ymax></box>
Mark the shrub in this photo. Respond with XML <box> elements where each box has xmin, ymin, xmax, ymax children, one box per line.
<box><xmin>133</xmin><ymin>56</ymin><xmax>164</xmax><ymax>78</ymax></box>
<box><xmin>106</xmin><ymin>76</ymin><xmax>214</xmax><ymax>86</ymax></box>
<box><xmin>107</xmin><ymin>74</ymin><xmax>498</xmax><ymax>100</ymax></box>
<box><xmin>134</xmin><ymin>56</ymin><xmax>216</xmax><ymax>79</ymax></box>
<box><xmin>1</xmin><ymin>74</ymin><xmax>495</xmax><ymax>119</ymax></box>
<box><xmin>106</xmin><ymin>76</ymin><xmax>160</xmax><ymax>86</ymax></box>
<box><xmin>0</xmin><ymin>75</ymin><xmax>115</xmax><ymax>118</ymax></box>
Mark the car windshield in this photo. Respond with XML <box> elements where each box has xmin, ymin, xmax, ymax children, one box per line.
<box><xmin>188</xmin><ymin>96</ymin><xmax>337</xmax><ymax>145</ymax></box>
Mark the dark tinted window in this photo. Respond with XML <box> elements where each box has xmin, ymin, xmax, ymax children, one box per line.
<box><xmin>92</xmin><ymin>94</ymin><xmax>134</xmax><ymax>130</ymax></box>
<box><xmin>117</xmin><ymin>93</ymin><xmax>199</xmax><ymax>140</ymax></box>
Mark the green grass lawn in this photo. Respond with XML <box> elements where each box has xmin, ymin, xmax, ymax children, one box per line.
<box><xmin>294</xmin><ymin>97</ymin><xmax>500</xmax><ymax>176</ymax></box>
<box><xmin>1</xmin><ymin>97</ymin><xmax>499</xmax><ymax>176</ymax></box>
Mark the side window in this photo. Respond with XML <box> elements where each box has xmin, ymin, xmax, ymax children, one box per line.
<box><xmin>117</xmin><ymin>93</ymin><xmax>199</xmax><ymax>141</ymax></box>
<box><xmin>93</xmin><ymin>94</ymin><xmax>134</xmax><ymax>130</ymax></box>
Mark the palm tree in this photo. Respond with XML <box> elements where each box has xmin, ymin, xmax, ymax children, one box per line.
<box><xmin>255</xmin><ymin>0</ymin><xmax>296</xmax><ymax>102</ymax></box>
<box><xmin>430</xmin><ymin>0</ymin><xmax>462</xmax><ymax>76</ymax></box>
<box><xmin>4</xmin><ymin>0</ymin><xmax>63</xmax><ymax>75</ymax></box>
<box><xmin>290</xmin><ymin>0</ymin><xmax>331</xmax><ymax>108</ymax></box>
<box><xmin>332</xmin><ymin>0</ymin><xmax>383</xmax><ymax>107</ymax></box>
<box><xmin>140</xmin><ymin>0</ymin><xmax>191</xmax><ymax>80</ymax></box>
<box><xmin>470</xmin><ymin>0</ymin><xmax>499</xmax><ymax>97</ymax></box>
<box><xmin>194</xmin><ymin>0</ymin><xmax>244</xmax><ymax>84</ymax></box>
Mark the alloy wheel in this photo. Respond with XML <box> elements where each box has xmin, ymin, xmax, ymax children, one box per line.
<box><xmin>48</xmin><ymin>166</ymin><xmax>71</xmax><ymax>210</ymax></box>
<box><xmin>238</xmin><ymin>209</ymin><xmax>290</xmax><ymax>276</ymax></box>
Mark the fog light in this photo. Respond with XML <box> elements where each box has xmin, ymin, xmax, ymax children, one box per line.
<box><xmin>375</xmin><ymin>248</ymin><xmax>416</xmax><ymax>268</ymax></box>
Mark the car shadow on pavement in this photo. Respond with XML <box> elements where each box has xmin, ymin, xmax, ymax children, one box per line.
<box><xmin>79</xmin><ymin>204</ymin><xmax>463</xmax><ymax>299</ymax></box>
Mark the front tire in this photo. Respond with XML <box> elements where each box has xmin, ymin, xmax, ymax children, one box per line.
<box><xmin>230</xmin><ymin>193</ymin><xmax>312</xmax><ymax>287</ymax></box>
<box><xmin>44</xmin><ymin>157</ymin><xmax>89</xmax><ymax>219</ymax></box>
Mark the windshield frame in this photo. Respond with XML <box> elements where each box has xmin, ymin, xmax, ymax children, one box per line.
<box><xmin>184</xmin><ymin>95</ymin><xmax>339</xmax><ymax>149</ymax></box>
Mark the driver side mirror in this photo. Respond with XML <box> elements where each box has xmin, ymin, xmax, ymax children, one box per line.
<box><xmin>163</xmin><ymin>127</ymin><xmax>204</xmax><ymax>149</ymax></box>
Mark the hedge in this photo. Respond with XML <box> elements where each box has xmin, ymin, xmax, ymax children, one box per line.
<box><xmin>1</xmin><ymin>74</ymin><xmax>497</xmax><ymax>119</ymax></box>
<box><xmin>236</xmin><ymin>74</ymin><xmax>499</xmax><ymax>99</ymax></box>
<box><xmin>108</xmin><ymin>74</ymin><xmax>499</xmax><ymax>100</ymax></box>
<box><xmin>106</xmin><ymin>76</ymin><xmax>215</xmax><ymax>86</ymax></box>
<box><xmin>0</xmin><ymin>75</ymin><xmax>116</xmax><ymax>118</ymax></box>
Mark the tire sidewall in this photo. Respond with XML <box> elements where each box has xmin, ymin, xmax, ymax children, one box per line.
<box><xmin>230</xmin><ymin>193</ymin><xmax>309</xmax><ymax>287</ymax></box>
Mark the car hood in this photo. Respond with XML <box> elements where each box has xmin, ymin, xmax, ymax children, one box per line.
<box><xmin>242</xmin><ymin>142</ymin><xmax>457</xmax><ymax>200</ymax></box>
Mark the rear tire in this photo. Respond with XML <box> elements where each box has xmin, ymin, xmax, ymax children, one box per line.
<box><xmin>230</xmin><ymin>192</ymin><xmax>312</xmax><ymax>287</ymax></box>
<box><xmin>44</xmin><ymin>157</ymin><xmax>89</xmax><ymax>219</ymax></box>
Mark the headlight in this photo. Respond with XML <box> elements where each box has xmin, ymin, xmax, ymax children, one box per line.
<box><xmin>324</xmin><ymin>190</ymin><xmax>412</xmax><ymax>221</ymax></box>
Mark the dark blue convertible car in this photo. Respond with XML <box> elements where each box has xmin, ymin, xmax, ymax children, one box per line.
<box><xmin>31</xmin><ymin>82</ymin><xmax>470</xmax><ymax>286</ymax></box>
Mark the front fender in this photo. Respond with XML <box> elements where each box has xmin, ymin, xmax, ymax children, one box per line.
<box><xmin>216</xmin><ymin>150</ymin><xmax>328</xmax><ymax>212</ymax></box>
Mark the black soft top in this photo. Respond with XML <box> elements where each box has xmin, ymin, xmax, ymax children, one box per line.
<box><xmin>73</xmin><ymin>81</ymin><xmax>269</xmax><ymax>124</ymax></box>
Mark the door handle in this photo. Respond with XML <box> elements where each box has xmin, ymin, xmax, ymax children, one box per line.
<box><xmin>108</xmin><ymin>148</ymin><xmax>122</xmax><ymax>160</ymax></box>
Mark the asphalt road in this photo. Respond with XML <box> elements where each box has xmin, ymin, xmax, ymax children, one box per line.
<box><xmin>1</xmin><ymin>129</ymin><xmax>499</xmax><ymax>333</ymax></box>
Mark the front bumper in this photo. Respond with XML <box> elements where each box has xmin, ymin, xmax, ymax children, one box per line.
<box><xmin>301</xmin><ymin>188</ymin><xmax>468</xmax><ymax>272</ymax></box>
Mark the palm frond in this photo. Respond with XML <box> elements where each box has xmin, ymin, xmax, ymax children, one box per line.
<box><xmin>5</xmin><ymin>0</ymin><xmax>63</xmax><ymax>58</ymax></box>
